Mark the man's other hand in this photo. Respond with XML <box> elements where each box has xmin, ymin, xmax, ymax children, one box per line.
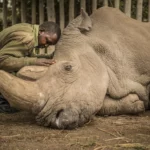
<box><xmin>35</xmin><ymin>58</ymin><xmax>56</xmax><ymax>66</ymax></box>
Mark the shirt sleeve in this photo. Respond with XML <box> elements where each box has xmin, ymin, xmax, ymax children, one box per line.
<box><xmin>0</xmin><ymin>40</ymin><xmax>37</xmax><ymax>72</ymax></box>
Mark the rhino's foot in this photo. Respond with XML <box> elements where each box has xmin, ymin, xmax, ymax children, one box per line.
<box><xmin>98</xmin><ymin>94</ymin><xmax>145</xmax><ymax>116</ymax></box>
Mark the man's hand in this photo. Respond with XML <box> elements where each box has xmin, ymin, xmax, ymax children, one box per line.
<box><xmin>35</xmin><ymin>58</ymin><xmax>56</xmax><ymax>66</ymax></box>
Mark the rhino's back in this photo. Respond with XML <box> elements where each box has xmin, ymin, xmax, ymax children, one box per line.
<box><xmin>91</xmin><ymin>6</ymin><xmax>150</xmax><ymax>75</ymax></box>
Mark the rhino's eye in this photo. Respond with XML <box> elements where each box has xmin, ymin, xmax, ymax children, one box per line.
<box><xmin>64</xmin><ymin>65</ymin><xmax>72</xmax><ymax>71</ymax></box>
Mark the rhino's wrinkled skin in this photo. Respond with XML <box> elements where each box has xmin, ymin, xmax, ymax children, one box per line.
<box><xmin>0</xmin><ymin>7</ymin><xmax>149</xmax><ymax>129</ymax></box>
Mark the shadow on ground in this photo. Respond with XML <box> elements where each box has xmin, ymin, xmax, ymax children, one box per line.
<box><xmin>0</xmin><ymin>111</ymin><xmax>150</xmax><ymax>150</ymax></box>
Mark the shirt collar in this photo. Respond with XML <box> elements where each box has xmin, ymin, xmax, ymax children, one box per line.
<box><xmin>32</xmin><ymin>24</ymin><xmax>39</xmax><ymax>48</ymax></box>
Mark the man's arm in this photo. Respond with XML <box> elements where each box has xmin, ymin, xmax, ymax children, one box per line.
<box><xmin>0</xmin><ymin>41</ymin><xmax>55</xmax><ymax>72</ymax></box>
<box><xmin>0</xmin><ymin>56</ymin><xmax>37</xmax><ymax>72</ymax></box>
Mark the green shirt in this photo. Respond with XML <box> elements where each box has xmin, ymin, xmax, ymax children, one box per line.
<box><xmin>0</xmin><ymin>23</ymin><xmax>39</xmax><ymax>72</ymax></box>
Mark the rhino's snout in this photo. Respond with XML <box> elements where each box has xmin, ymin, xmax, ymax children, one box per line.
<box><xmin>36</xmin><ymin>108</ymin><xmax>89</xmax><ymax>129</ymax></box>
<box><xmin>55</xmin><ymin>109</ymin><xmax>78</xmax><ymax>129</ymax></box>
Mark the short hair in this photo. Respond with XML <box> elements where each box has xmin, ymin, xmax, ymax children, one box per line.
<box><xmin>39</xmin><ymin>21</ymin><xmax>61</xmax><ymax>42</ymax></box>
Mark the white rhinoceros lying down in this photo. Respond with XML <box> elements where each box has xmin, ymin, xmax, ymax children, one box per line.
<box><xmin>0</xmin><ymin>6</ymin><xmax>149</xmax><ymax>129</ymax></box>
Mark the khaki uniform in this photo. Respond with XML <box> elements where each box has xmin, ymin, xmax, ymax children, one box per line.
<box><xmin>0</xmin><ymin>23</ymin><xmax>40</xmax><ymax>72</ymax></box>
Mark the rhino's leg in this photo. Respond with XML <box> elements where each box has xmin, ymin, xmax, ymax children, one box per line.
<box><xmin>98</xmin><ymin>94</ymin><xmax>145</xmax><ymax>116</ymax></box>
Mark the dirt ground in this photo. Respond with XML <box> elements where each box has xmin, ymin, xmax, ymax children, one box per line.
<box><xmin>0</xmin><ymin>111</ymin><xmax>150</xmax><ymax>150</ymax></box>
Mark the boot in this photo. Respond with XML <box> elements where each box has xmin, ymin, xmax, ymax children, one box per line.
<box><xmin>0</xmin><ymin>94</ymin><xmax>19</xmax><ymax>113</ymax></box>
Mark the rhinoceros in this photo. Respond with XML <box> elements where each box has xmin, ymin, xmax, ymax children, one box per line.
<box><xmin>0</xmin><ymin>6</ymin><xmax>149</xmax><ymax>129</ymax></box>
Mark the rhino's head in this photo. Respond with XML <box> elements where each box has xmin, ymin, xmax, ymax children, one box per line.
<box><xmin>0</xmin><ymin>8</ymin><xmax>109</xmax><ymax>129</ymax></box>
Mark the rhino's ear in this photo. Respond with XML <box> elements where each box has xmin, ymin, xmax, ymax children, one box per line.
<box><xmin>78</xmin><ymin>8</ymin><xmax>92</xmax><ymax>32</ymax></box>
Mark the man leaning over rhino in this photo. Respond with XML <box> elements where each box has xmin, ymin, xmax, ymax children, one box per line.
<box><xmin>0</xmin><ymin>6</ymin><xmax>149</xmax><ymax>129</ymax></box>
<box><xmin>0</xmin><ymin>21</ymin><xmax>61</xmax><ymax>113</ymax></box>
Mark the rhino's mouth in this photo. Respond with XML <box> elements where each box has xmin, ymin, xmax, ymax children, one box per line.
<box><xmin>35</xmin><ymin>105</ymin><xmax>91</xmax><ymax>129</ymax></box>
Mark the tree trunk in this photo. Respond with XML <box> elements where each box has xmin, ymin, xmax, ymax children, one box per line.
<box><xmin>12</xmin><ymin>0</ymin><xmax>16</xmax><ymax>25</ymax></box>
<box><xmin>21</xmin><ymin>0</ymin><xmax>26</xmax><ymax>23</ymax></box>
<box><xmin>124</xmin><ymin>0</ymin><xmax>131</xmax><ymax>17</ymax></box>
<box><xmin>39</xmin><ymin>0</ymin><xmax>44</xmax><ymax>24</ymax></box>
<box><xmin>92</xmin><ymin>0</ymin><xmax>97</xmax><ymax>13</ymax></box>
<box><xmin>114</xmin><ymin>0</ymin><xmax>120</xmax><ymax>9</ymax></box>
<box><xmin>136</xmin><ymin>0</ymin><xmax>143</xmax><ymax>21</ymax></box>
<box><xmin>59</xmin><ymin>0</ymin><xmax>65</xmax><ymax>31</ymax></box>
<box><xmin>3</xmin><ymin>0</ymin><xmax>7</xmax><ymax>29</ymax></box>
<box><xmin>148</xmin><ymin>0</ymin><xmax>150</xmax><ymax>22</ymax></box>
<box><xmin>81</xmin><ymin>0</ymin><xmax>86</xmax><ymax>9</ymax></box>
<box><xmin>32</xmin><ymin>0</ymin><xmax>36</xmax><ymax>24</ymax></box>
<box><xmin>47</xmin><ymin>0</ymin><xmax>55</xmax><ymax>22</ymax></box>
<box><xmin>69</xmin><ymin>0</ymin><xmax>75</xmax><ymax>22</ymax></box>
<box><xmin>103</xmin><ymin>0</ymin><xmax>108</xmax><ymax>6</ymax></box>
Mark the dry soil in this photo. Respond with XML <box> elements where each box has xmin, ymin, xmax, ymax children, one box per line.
<box><xmin>0</xmin><ymin>111</ymin><xmax>150</xmax><ymax>150</ymax></box>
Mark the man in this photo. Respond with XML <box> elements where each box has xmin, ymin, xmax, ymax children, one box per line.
<box><xmin>0</xmin><ymin>21</ymin><xmax>61</xmax><ymax>113</ymax></box>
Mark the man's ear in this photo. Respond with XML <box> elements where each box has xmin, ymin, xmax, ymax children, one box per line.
<box><xmin>39</xmin><ymin>30</ymin><xmax>45</xmax><ymax>35</ymax></box>
<box><xmin>78</xmin><ymin>8</ymin><xmax>92</xmax><ymax>32</ymax></box>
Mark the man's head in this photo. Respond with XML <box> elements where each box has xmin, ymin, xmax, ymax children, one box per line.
<box><xmin>38</xmin><ymin>21</ymin><xmax>61</xmax><ymax>48</ymax></box>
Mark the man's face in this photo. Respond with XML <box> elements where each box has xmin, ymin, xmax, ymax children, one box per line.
<box><xmin>38</xmin><ymin>31</ymin><xmax>58</xmax><ymax>48</ymax></box>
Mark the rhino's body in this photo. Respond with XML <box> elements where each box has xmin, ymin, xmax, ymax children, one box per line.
<box><xmin>0</xmin><ymin>7</ymin><xmax>149</xmax><ymax>129</ymax></box>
